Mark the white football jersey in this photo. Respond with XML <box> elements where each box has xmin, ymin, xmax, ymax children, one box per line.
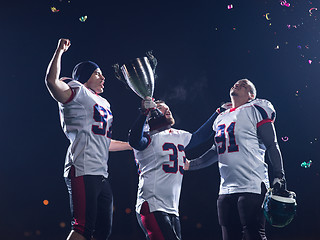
<box><xmin>134</xmin><ymin>128</ymin><xmax>192</xmax><ymax>216</ymax></box>
<box><xmin>58</xmin><ymin>80</ymin><xmax>113</xmax><ymax>178</ymax></box>
<box><xmin>213</xmin><ymin>98</ymin><xmax>275</xmax><ymax>195</ymax></box>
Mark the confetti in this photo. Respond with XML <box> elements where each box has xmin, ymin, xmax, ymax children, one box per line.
<box><xmin>281</xmin><ymin>136</ymin><xmax>289</xmax><ymax>142</ymax></box>
<box><xmin>227</xmin><ymin>4</ymin><xmax>233</xmax><ymax>9</ymax></box>
<box><xmin>301</xmin><ymin>160</ymin><xmax>312</xmax><ymax>168</ymax></box>
<box><xmin>265</xmin><ymin>13</ymin><xmax>271</xmax><ymax>20</ymax></box>
<box><xmin>308</xmin><ymin>60</ymin><xmax>312</xmax><ymax>64</ymax></box>
<box><xmin>51</xmin><ymin>6</ymin><xmax>60</xmax><ymax>12</ymax></box>
<box><xmin>79</xmin><ymin>16</ymin><xmax>88</xmax><ymax>22</ymax></box>
<box><xmin>309</xmin><ymin>7</ymin><xmax>318</xmax><ymax>15</ymax></box>
<box><xmin>280</xmin><ymin>0</ymin><xmax>290</xmax><ymax>7</ymax></box>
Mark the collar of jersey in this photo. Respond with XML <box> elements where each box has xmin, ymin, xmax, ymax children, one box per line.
<box><xmin>149</xmin><ymin>125</ymin><xmax>171</xmax><ymax>135</ymax></box>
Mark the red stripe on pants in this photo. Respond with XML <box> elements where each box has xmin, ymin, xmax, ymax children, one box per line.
<box><xmin>140</xmin><ymin>201</ymin><xmax>165</xmax><ymax>240</ymax></box>
<box><xmin>70</xmin><ymin>166</ymin><xmax>87</xmax><ymax>235</ymax></box>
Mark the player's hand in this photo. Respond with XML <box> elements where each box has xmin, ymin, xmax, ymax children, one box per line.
<box><xmin>216</xmin><ymin>102</ymin><xmax>232</xmax><ymax>114</ymax></box>
<box><xmin>141</xmin><ymin>97</ymin><xmax>156</xmax><ymax>111</ymax></box>
<box><xmin>272</xmin><ymin>177</ymin><xmax>289</xmax><ymax>196</ymax></box>
<box><xmin>184</xmin><ymin>160</ymin><xmax>190</xmax><ymax>171</ymax></box>
<box><xmin>57</xmin><ymin>38</ymin><xmax>71</xmax><ymax>53</ymax></box>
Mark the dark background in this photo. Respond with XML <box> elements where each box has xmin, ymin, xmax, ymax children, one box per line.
<box><xmin>1</xmin><ymin>0</ymin><xmax>319</xmax><ymax>239</ymax></box>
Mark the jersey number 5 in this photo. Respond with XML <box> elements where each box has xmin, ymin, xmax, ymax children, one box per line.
<box><xmin>162</xmin><ymin>143</ymin><xmax>186</xmax><ymax>175</ymax></box>
<box><xmin>215</xmin><ymin>122</ymin><xmax>239</xmax><ymax>154</ymax></box>
<box><xmin>92</xmin><ymin>104</ymin><xmax>112</xmax><ymax>138</ymax></box>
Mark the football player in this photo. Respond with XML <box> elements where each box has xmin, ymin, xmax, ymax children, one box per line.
<box><xmin>128</xmin><ymin>98</ymin><xmax>227</xmax><ymax>240</ymax></box>
<box><xmin>45</xmin><ymin>38</ymin><xmax>132</xmax><ymax>240</ymax></box>
<box><xmin>186</xmin><ymin>79</ymin><xmax>288</xmax><ymax>240</ymax></box>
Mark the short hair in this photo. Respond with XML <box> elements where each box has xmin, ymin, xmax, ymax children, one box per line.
<box><xmin>155</xmin><ymin>100</ymin><xmax>165</xmax><ymax>105</ymax></box>
<box><xmin>242</xmin><ymin>79</ymin><xmax>257</xmax><ymax>99</ymax></box>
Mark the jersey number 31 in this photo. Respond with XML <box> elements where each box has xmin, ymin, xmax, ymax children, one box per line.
<box><xmin>215</xmin><ymin>122</ymin><xmax>239</xmax><ymax>154</ymax></box>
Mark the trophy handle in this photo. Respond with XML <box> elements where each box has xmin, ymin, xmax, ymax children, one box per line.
<box><xmin>146</xmin><ymin>50</ymin><xmax>157</xmax><ymax>77</ymax></box>
<box><xmin>112</xmin><ymin>63</ymin><xmax>128</xmax><ymax>86</ymax></box>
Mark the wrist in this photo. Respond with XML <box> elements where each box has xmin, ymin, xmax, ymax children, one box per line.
<box><xmin>55</xmin><ymin>48</ymin><xmax>64</xmax><ymax>55</ymax></box>
<box><xmin>139</xmin><ymin>108</ymin><xmax>150</xmax><ymax>116</ymax></box>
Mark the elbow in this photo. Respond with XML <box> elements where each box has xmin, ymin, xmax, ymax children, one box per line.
<box><xmin>45</xmin><ymin>76</ymin><xmax>54</xmax><ymax>90</ymax></box>
<box><xmin>128</xmin><ymin>133</ymin><xmax>139</xmax><ymax>150</ymax></box>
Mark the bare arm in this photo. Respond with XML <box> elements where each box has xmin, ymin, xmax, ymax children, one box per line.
<box><xmin>109</xmin><ymin>139</ymin><xmax>133</xmax><ymax>152</ymax></box>
<box><xmin>45</xmin><ymin>38</ymin><xmax>72</xmax><ymax>104</ymax></box>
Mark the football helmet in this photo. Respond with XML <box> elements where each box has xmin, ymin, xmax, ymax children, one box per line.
<box><xmin>263</xmin><ymin>188</ymin><xmax>297</xmax><ymax>227</ymax></box>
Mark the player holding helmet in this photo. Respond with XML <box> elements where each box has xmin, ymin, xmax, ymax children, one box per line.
<box><xmin>185</xmin><ymin>79</ymin><xmax>295</xmax><ymax>239</ymax></box>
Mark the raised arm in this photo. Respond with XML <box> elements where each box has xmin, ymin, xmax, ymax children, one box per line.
<box><xmin>45</xmin><ymin>38</ymin><xmax>72</xmax><ymax>104</ymax></box>
<box><xmin>128</xmin><ymin>113</ymin><xmax>150</xmax><ymax>151</ymax></box>
<box><xmin>128</xmin><ymin>98</ymin><xmax>156</xmax><ymax>151</ymax></box>
<box><xmin>185</xmin><ymin>102</ymin><xmax>232</xmax><ymax>156</ymax></box>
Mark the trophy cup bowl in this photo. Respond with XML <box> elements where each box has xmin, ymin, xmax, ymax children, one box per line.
<box><xmin>113</xmin><ymin>53</ymin><xmax>163</xmax><ymax>120</ymax></box>
<box><xmin>120</xmin><ymin>57</ymin><xmax>154</xmax><ymax>99</ymax></box>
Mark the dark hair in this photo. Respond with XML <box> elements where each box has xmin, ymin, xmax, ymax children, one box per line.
<box><xmin>155</xmin><ymin>100</ymin><xmax>165</xmax><ymax>104</ymax></box>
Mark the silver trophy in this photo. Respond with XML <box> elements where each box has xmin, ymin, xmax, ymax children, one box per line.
<box><xmin>113</xmin><ymin>51</ymin><xmax>163</xmax><ymax>119</ymax></box>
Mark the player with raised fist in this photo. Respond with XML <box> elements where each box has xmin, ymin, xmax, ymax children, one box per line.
<box><xmin>45</xmin><ymin>38</ymin><xmax>132</xmax><ymax>240</ymax></box>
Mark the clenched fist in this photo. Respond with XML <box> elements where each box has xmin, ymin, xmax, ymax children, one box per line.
<box><xmin>57</xmin><ymin>38</ymin><xmax>71</xmax><ymax>52</ymax></box>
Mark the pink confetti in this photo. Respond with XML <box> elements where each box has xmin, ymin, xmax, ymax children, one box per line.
<box><xmin>280</xmin><ymin>0</ymin><xmax>290</xmax><ymax>7</ymax></box>
<box><xmin>227</xmin><ymin>4</ymin><xmax>233</xmax><ymax>9</ymax></box>
<box><xmin>281</xmin><ymin>136</ymin><xmax>289</xmax><ymax>142</ymax></box>
<box><xmin>309</xmin><ymin>7</ymin><xmax>318</xmax><ymax>15</ymax></box>
<box><xmin>308</xmin><ymin>60</ymin><xmax>312</xmax><ymax>64</ymax></box>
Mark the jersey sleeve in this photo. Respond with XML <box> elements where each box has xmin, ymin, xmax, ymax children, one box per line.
<box><xmin>251</xmin><ymin>99</ymin><xmax>276</xmax><ymax>128</ymax></box>
<box><xmin>187</xmin><ymin>145</ymin><xmax>218</xmax><ymax>171</ymax></box>
<box><xmin>63</xmin><ymin>80</ymin><xmax>83</xmax><ymax>104</ymax></box>
<box><xmin>128</xmin><ymin>113</ymin><xmax>150</xmax><ymax>151</ymax></box>
<box><xmin>185</xmin><ymin>111</ymin><xmax>219</xmax><ymax>152</ymax></box>
<box><xmin>181</xmin><ymin>130</ymin><xmax>193</xmax><ymax>147</ymax></box>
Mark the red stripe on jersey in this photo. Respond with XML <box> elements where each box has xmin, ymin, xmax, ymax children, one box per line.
<box><xmin>64</xmin><ymin>88</ymin><xmax>76</xmax><ymax>104</ymax></box>
<box><xmin>146</xmin><ymin>134</ymin><xmax>152</xmax><ymax>148</ymax></box>
<box><xmin>257</xmin><ymin>119</ymin><xmax>273</xmax><ymax>128</ymax></box>
<box><xmin>70</xmin><ymin>166</ymin><xmax>87</xmax><ymax>235</ymax></box>
<box><xmin>229</xmin><ymin>107</ymin><xmax>238</xmax><ymax>112</ymax></box>
<box><xmin>140</xmin><ymin>201</ymin><xmax>165</xmax><ymax>240</ymax></box>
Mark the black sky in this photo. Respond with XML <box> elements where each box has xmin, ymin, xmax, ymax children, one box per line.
<box><xmin>1</xmin><ymin>0</ymin><xmax>320</xmax><ymax>239</ymax></box>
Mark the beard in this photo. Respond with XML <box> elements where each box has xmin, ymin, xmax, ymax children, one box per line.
<box><xmin>166</xmin><ymin>116</ymin><xmax>175</xmax><ymax>126</ymax></box>
<box><xmin>148</xmin><ymin>115</ymin><xmax>175</xmax><ymax>131</ymax></box>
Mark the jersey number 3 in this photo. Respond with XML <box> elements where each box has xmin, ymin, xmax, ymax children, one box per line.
<box><xmin>92</xmin><ymin>104</ymin><xmax>112</xmax><ymax>138</ymax></box>
<box><xmin>162</xmin><ymin>143</ymin><xmax>186</xmax><ymax>175</ymax></box>
<box><xmin>215</xmin><ymin>122</ymin><xmax>239</xmax><ymax>154</ymax></box>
